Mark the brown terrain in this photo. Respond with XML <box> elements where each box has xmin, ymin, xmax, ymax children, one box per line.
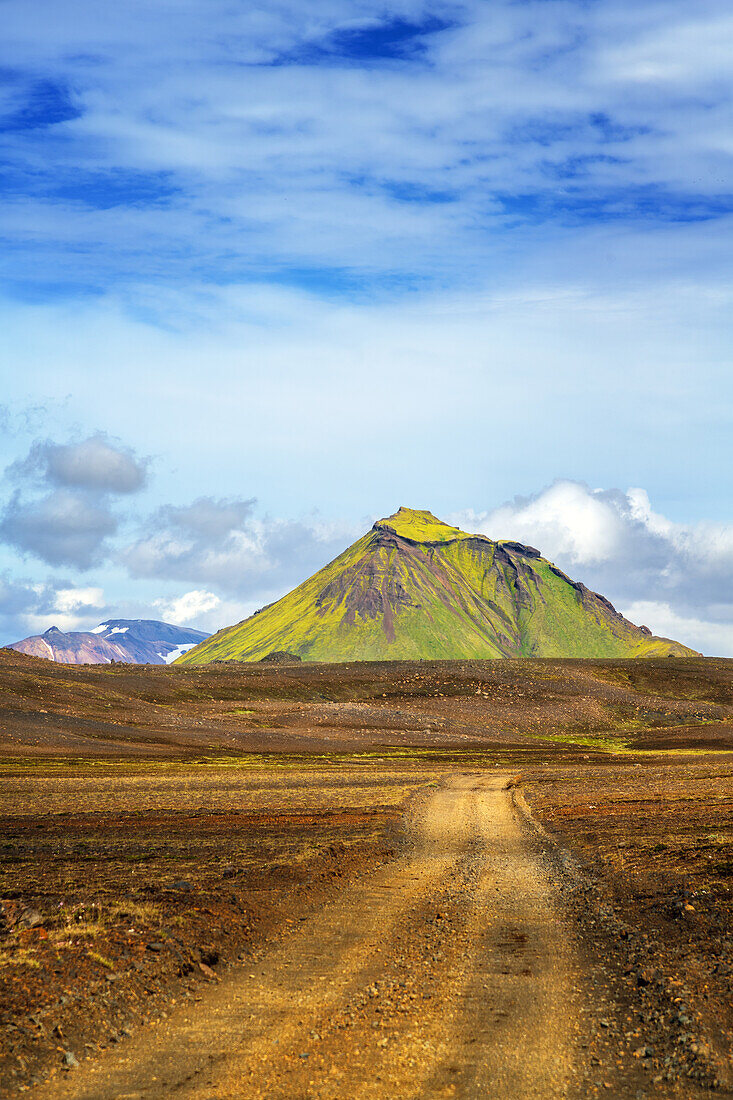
<box><xmin>0</xmin><ymin>648</ymin><xmax>732</xmax><ymax>1098</ymax></box>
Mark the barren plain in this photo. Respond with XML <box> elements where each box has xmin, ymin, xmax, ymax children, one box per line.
<box><xmin>0</xmin><ymin>650</ymin><xmax>732</xmax><ymax>1098</ymax></box>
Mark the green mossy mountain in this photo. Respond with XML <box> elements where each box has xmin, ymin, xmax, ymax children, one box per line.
<box><xmin>177</xmin><ymin>507</ymin><xmax>697</xmax><ymax>665</ymax></box>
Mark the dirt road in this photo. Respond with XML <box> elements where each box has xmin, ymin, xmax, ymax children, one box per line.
<box><xmin>49</xmin><ymin>774</ymin><xmax>584</xmax><ymax>1099</ymax></box>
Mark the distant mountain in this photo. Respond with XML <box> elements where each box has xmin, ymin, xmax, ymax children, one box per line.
<box><xmin>177</xmin><ymin>507</ymin><xmax>697</xmax><ymax>664</ymax></box>
<box><xmin>8</xmin><ymin>619</ymin><xmax>210</xmax><ymax>666</ymax></box>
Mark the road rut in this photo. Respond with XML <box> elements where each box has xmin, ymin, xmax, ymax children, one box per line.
<box><xmin>50</xmin><ymin>774</ymin><xmax>582</xmax><ymax>1099</ymax></box>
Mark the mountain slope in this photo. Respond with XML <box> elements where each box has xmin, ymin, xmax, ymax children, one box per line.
<box><xmin>9</xmin><ymin>619</ymin><xmax>209</xmax><ymax>665</ymax></box>
<box><xmin>177</xmin><ymin>507</ymin><xmax>697</xmax><ymax>664</ymax></box>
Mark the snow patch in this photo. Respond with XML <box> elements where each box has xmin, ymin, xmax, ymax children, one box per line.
<box><xmin>164</xmin><ymin>642</ymin><xmax>198</xmax><ymax>664</ymax></box>
<box><xmin>90</xmin><ymin>623</ymin><xmax>109</xmax><ymax>634</ymax></box>
<box><xmin>106</xmin><ymin>626</ymin><xmax>129</xmax><ymax>636</ymax></box>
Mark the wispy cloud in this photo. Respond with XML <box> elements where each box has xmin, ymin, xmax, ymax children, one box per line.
<box><xmin>1</xmin><ymin>1</ymin><xmax>732</xmax><ymax>299</ymax></box>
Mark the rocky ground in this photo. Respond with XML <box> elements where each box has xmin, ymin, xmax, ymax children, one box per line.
<box><xmin>0</xmin><ymin>765</ymin><xmax>425</xmax><ymax>1093</ymax></box>
<box><xmin>522</xmin><ymin>762</ymin><xmax>733</xmax><ymax>1096</ymax></box>
<box><xmin>0</xmin><ymin>651</ymin><xmax>731</xmax><ymax>1097</ymax></box>
<box><xmin>0</xmin><ymin>649</ymin><xmax>731</xmax><ymax>759</ymax></box>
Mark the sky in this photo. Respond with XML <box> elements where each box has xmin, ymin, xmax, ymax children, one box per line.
<box><xmin>0</xmin><ymin>0</ymin><xmax>732</xmax><ymax>654</ymax></box>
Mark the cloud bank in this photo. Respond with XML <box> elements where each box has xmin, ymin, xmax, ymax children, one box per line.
<box><xmin>0</xmin><ymin>433</ymin><xmax>148</xmax><ymax>568</ymax></box>
<box><xmin>0</xmin><ymin>573</ymin><xmax>108</xmax><ymax>640</ymax></box>
<box><xmin>456</xmin><ymin>481</ymin><xmax>733</xmax><ymax>655</ymax></box>
<box><xmin>1</xmin><ymin>464</ymin><xmax>731</xmax><ymax>654</ymax></box>
<box><xmin>123</xmin><ymin>496</ymin><xmax>355</xmax><ymax>594</ymax></box>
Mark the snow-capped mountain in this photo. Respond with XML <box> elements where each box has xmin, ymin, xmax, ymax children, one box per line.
<box><xmin>7</xmin><ymin>619</ymin><xmax>210</xmax><ymax>665</ymax></box>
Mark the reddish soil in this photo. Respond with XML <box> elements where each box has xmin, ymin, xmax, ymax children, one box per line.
<box><xmin>0</xmin><ymin>766</ymin><xmax>424</xmax><ymax>1094</ymax></box>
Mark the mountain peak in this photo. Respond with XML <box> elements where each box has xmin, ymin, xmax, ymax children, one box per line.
<box><xmin>176</xmin><ymin>509</ymin><xmax>696</xmax><ymax>664</ymax></box>
<box><xmin>374</xmin><ymin>507</ymin><xmax>474</xmax><ymax>544</ymax></box>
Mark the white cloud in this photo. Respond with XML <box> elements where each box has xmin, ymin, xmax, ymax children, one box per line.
<box><xmin>53</xmin><ymin>586</ymin><xmax>105</xmax><ymax>613</ymax></box>
<box><xmin>153</xmin><ymin>589</ymin><xmax>221</xmax><ymax>625</ymax></box>
<box><xmin>622</xmin><ymin>601</ymin><xmax>733</xmax><ymax>658</ymax></box>
<box><xmin>456</xmin><ymin>480</ymin><xmax>733</xmax><ymax>656</ymax></box>
<box><xmin>4</xmin><ymin>579</ymin><xmax>109</xmax><ymax>636</ymax></box>
<box><xmin>472</xmin><ymin>481</ymin><xmax>627</xmax><ymax>565</ymax></box>
<box><xmin>152</xmin><ymin>590</ymin><xmax>265</xmax><ymax>633</ymax></box>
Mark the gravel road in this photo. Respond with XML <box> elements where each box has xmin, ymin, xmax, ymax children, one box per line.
<box><xmin>49</xmin><ymin>774</ymin><xmax>585</xmax><ymax>1099</ymax></box>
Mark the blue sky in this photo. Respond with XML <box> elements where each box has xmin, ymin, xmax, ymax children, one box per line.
<box><xmin>1</xmin><ymin>0</ymin><xmax>732</xmax><ymax>653</ymax></box>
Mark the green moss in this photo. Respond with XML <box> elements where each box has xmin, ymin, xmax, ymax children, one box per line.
<box><xmin>87</xmin><ymin>949</ymin><xmax>115</xmax><ymax>969</ymax></box>
<box><xmin>534</xmin><ymin>733</ymin><xmax>632</xmax><ymax>752</ymax></box>
<box><xmin>376</xmin><ymin>506</ymin><xmax>468</xmax><ymax>543</ymax></box>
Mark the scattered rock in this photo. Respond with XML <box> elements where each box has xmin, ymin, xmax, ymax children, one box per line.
<box><xmin>259</xmin><ymin>650</ymin><xmax>302</xmax><ymax>664</ymax></box>
<box><xmin>62</xmin><ymin>1051</ymin><xmax>78</xmax><ymax>1068</ymax></box>
<box><xmin>17</xmin><ymin>907</ymin><xmax>43</xmax><ymax>930</ymax></box>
